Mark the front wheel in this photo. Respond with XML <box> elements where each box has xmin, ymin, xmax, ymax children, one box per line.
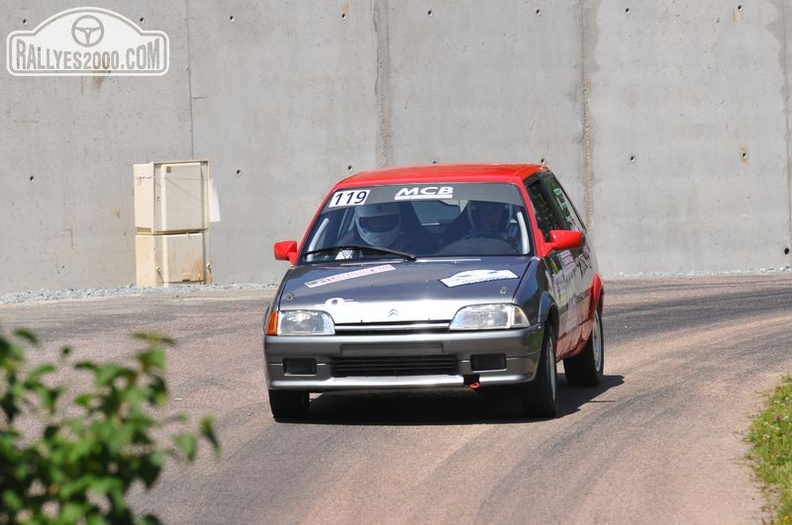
<box><xmin>563</xmin><ymin>308</ymin><xmax>604</xmax><ymax>387</ymax></box>
<box><xmin>518</xmin><ymin>323</ymin><xmax>558</xmax><ymax>418</ymax></box>
<box><xmin>268</xmin><ymin>390</ymin><xmax>309</xmax><ymax>420</ymax></box>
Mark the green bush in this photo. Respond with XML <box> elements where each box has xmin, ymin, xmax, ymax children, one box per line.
<box><xmin>748</xmin><ymin>376</ymin><xmax>792</xmax><ymax>524</ymax></box>
<box><xmin>0</xmin><ymin>328</ymin><xmax>219</xmax><ymax>525</ymax></box>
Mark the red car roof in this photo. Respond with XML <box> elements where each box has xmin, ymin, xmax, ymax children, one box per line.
<box><xmin>335</xmin><ymin>163</ymin><xmax>545</xmax><ymax>188</ymax></box>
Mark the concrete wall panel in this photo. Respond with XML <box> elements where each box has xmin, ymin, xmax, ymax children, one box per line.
<box><xmin>187</xmin><ymin>1</ymin><xmax>379</xmax><ymax>284</ymax></box>
<box><xmin>1</xmin><ymin>1</ymin><xmax>791</xmax><ymax>294</ymax></box>
<box><xmin>386</xmin><ymin>2</ymin><xmax>587</xmax><ymax>206</ymax></box>
<box><xmin>588</xmin><ymin>1</ymin><xmax>791</xmax><ymax>275</ymax></box>
<box><xmin>1</xmin><ymin>2</ymin><xmax>194</xmax><ymax>292</ymax></box>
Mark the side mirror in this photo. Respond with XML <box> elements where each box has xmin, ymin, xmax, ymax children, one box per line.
<box><xmin>548</xmin><ymin>230</ymin><xmax>583</xmax><ymax>252</ymax></box>
<box><xmin>273</xmin><ymin>240</ymin><xmax>298</xmax><ymax>264</ymax></box>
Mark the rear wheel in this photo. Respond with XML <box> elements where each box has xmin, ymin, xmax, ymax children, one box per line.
<box><xmin>563</xmin><ymin>309</ymin><xmax>604</xmax><ymax>387</ymax></box>
<box><xmin>268</xmin><ymin>390</ymin><xmax>309</xmax><ymax>420</ymax></box>
<box><xmin>519</xmin><ymin>323</ymin><xmax>558</xmax><ymax>418</ymax></box>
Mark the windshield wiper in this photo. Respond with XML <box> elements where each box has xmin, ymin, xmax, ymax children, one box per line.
<box><xmin>302</xmin><ymin>244</ymin><xmax>416</xmax><ymax>261</ymax></box>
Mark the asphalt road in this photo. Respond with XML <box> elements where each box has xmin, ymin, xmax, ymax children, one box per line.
<box><xmin>2</xmin><ymin>274</ymin><xmax>791</xmax><ymax>524</ymax></box>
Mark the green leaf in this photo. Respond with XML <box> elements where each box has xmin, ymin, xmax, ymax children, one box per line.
<box><xmin>13</xmin><ymin>327</ymin><xmax>39</xmax><ymax>345</ymax></box>
<box><xmin>146</xmin><ymin>376</ymin><xmax>168</xmax><ymax>407</ymax></box>
<box><xmin>137</xmin><ymin>348</ymin><xmax>166</xmax><ymax>372</ymax></box>
<box><xmin>200</xmin><ymin>417</ymin><xmax>221</xmax><ymax>455</ymax></box>
<box><xmin>0</xmin><ymin>394</ymin><xmax>20</xmax><ymax>422</ymax></box>
<box><xmin>86</xmin><ymin>476</ymin><xmax>123</xmax><ymax>497</ymax></box>
<box><xmin>135</xmin><ymin>514</ymin><xmax>165</xmax><ymax>525</ymax></box>
<box><xmin>86</xmin><ymin>513</ymin><xmax>110</xmax><ymax>525</ymax></box>
<box><xmin>74</xmin><ymin>392</ymin><xmax>95</xmax><ymax>409</ymax></box>
<box><xmin>133</xmin><ymin>333</ymin><xmax>175</xmax><ymax>347</ymax></box>
<box><xmin>42</xmin><ymin>386</ymin><xmax>64</xmax><ymax>413</ymax></box>
<box><xmin>94</xmin><ymin>364</ymin><xmax>133</xmax><ymax>387</ymax></box>
<box><xmin>2</xmin><ymin>488</ymin><xmax>24</xmax><ymax>512</ymax></box>
<box><xmin>0</xmin><ymin>339</ymin><xmax>25</xmax><ymax>365</ymax></box>
<box><xmin>139</xmin><ymin>450</ymin><xmax>166</xmax><ymax>488</ymax></box>
<box><xmin>173</xmin><ymin>432</ymin><xmax>197</xmax><ymax>462</ymax></box>
<box><xmin>75</xmin><ymin>360</ymin><xmax>99</xmax><ymax>373</ymax></box>
<box><xmin>27</xmin><ymin>362</ymin><xmax>56</xmax><ymax>382</ymax></box>
<box><xmin>106</xmin><ymin>423</ymin><xmax>134</xmax><ymax>454</ymax></box>
<box><xmin>60</xmin><ymin>501</ymin><xmax>92</xmax><ymax>523</ymax></box>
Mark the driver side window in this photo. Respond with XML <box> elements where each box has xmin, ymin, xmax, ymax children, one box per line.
<box><xmin>526</xmin><ymin>180</ymin><xmax>563</xmax><ymax>242</ymax></box>
<box><xmin>542</xmin><ymin>175</ymin><xmax>586</xmax><ymax>232</ymax></box>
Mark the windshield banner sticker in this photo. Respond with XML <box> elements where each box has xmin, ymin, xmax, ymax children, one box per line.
<box><xmin>440</xmin><ymin>269</ymin><xmax>519</xmax><ymax>288</ymax></box>
<box><xmin>328</xmin><ymin>189</ymin><xmax>370</xmax><ymax>208</ymax></box>
<box><xmin>305</xmin><ymin>264</ymin><xmax>395</xmax><ymax>288</ymax></box>
<box><xmin>394</xmin><ymin>186</ymin><xmax>454</xmax><ymax>200</ymax></box>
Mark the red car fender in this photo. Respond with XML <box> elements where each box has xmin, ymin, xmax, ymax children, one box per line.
<box><xmin>589</xmin><ymin>273</ymin><xmax>604</xmax><ymax>320</ymax></box>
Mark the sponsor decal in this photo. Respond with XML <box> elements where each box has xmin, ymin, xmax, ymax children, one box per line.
<box><xmin>328</xmin><ymin>189</ymin><xmax>370</xmax><ymax>208</ymax></box>
<box><xmin>440</xmin><ymin>269</ymin><xmax>519</xmax><ymax>288</ymax></box>
<box><xmin>7</xmin><ymin>7</ymin><xmax>169</xmax><ymax>76</ymax></box>
<box><xmin>304</xmin><ymin>264</ymin><xmax>395</xmax><ymax>288</ymax></box>
<box><xmin>394</xmin><ymin>186</ymin><xmax>454</xmax><ymax>200</ymax></box>
<box><xmin>323</xmin><ymin>297</ymin><xmax>355</xmax><ymax>307</ymax></box>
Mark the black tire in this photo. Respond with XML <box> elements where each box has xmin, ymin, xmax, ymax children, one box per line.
<box><xmin>563</xmin><ymin>308</ymin><xmax>604</xmax><ymax>387</ymax></box>
<box><xmin>519</xmin><ymin>323</ymin><xmax>558</xmax><ymax>418</ymax></box>
<box><xmin>268</xmin><ymin>390</ymin><xmax>309</xmax><ymax>420</ymax></box>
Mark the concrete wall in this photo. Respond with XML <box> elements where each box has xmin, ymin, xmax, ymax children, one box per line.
<box><xmin>2</xmin><ymin>1</ymin><xmax>193</xmax><ymax>292</ymax></box>
<box><xmin>589</xmin><ymin>1</ymin><xmax>791</xmax><ymax>275</ymax></box>
<box><xmin>1</xmin><ymin>1</ymin><xmax>791</xmax><ymax>294</ymax></box>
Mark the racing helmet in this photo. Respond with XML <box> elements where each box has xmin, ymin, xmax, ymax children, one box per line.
<box><xmin>355</xmin><ymin>203</ymin><xmax>401</xmax><ymax>247</ymax></box>
<box><xmin>467</xmin><ymin>200</ymin><xmax>512</xmax><ymax>232</ymax></box>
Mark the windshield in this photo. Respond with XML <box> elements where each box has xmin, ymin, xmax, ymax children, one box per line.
<box><xmin>301</xmin><ymin>182</ymin><xmax>533</xmax><ymax>262</ymax></box>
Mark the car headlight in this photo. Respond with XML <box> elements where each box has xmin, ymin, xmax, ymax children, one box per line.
<box><xmin>267</xmin><ymin>310</ymin><xmax>335</xmax><ymax>336</ymax></box>
<box><xmin>449</xmin><ymin>304</ymin><xmax>530</xmax><ymax>331</ymax></box>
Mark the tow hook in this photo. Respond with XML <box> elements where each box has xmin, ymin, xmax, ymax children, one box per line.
<box><xmin>464</xmin><ymin>374</ymin><xmax>481</xmax><ymax>389</ymax></box>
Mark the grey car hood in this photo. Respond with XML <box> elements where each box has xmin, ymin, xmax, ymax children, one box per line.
<box><xmin>277</xmin><ymin>257</ymin><xmax>537</xmax><ymax>323</ymax></box>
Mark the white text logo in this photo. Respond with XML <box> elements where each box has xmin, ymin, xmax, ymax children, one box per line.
<box><xmin>394</xmin><ymin>186</ymin><xmax>454</xmax><ymax>200</ymax></box>
<box><xmin>7</xmin><ymin>7</ymin><xmax>169</xmax><ymax>76</ymax></box>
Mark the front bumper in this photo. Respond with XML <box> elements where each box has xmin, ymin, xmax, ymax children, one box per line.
<box><xmin>263</xmin><ymin>323</ymin><xmax>545</xmax><ymax>392</ymax></box>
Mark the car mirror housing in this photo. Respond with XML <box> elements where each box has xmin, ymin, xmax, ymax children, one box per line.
<box><xmin>273</xmin><ymin>240</ymin><xmax>298</xmax><ymax>264</ymax></box>
<box><xmin>549</xmin><ymin>230</ymin><xmax>583</xmax><ymax>252</ymax></box>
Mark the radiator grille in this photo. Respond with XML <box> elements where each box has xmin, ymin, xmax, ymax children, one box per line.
<box><xmin>332</xmin><ymin>355</ymin><xmax>457</xmax><ymax>377</ymax></box>
<box><xmin>334</xmin><ymin>321</ymin><xmax>450</xmax><ymax>336</ymax></box>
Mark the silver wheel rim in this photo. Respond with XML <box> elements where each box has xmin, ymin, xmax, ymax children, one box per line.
<box><xmin>592</xmin><ymin>311</ymin><xmax>603</xmax><ymax>372</ymax></box>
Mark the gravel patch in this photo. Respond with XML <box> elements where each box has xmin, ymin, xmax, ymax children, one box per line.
<box><xmin>0</xmin><ymin>283</ymin><xmax>278</xmax><ymax>305</ymax></box>
<box><xmin>612</xmin><ymin>265</ymin><xmax>792</xmax><ymax>280</ymax></box>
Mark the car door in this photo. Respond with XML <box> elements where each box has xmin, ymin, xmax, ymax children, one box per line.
<box><xmin>540</xmin><ymin>172</ymin><xmax>594</xmax><ymax>351</ymax></box>
<box><xmin>525</xmin><ymin>178</ymin><xmax>578</xmax><ymax>356</ymax></box>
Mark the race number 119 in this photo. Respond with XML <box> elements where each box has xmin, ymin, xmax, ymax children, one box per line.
<box><xmin>328</xmin><ymin>190</ymin><xmax>370</xmax><ymax>207</ymax></box>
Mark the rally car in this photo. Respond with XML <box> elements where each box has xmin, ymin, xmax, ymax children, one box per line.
<box><xmin>263</xmin><ymin>164</ymin><xmax>604</xmax><ymax>419</ymax></box>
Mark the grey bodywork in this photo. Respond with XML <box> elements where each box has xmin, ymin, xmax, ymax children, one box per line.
<box><xmin>264</xmin><ymin>256</ymin><xmax>557</xmax><ymax>391</ymax></box>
